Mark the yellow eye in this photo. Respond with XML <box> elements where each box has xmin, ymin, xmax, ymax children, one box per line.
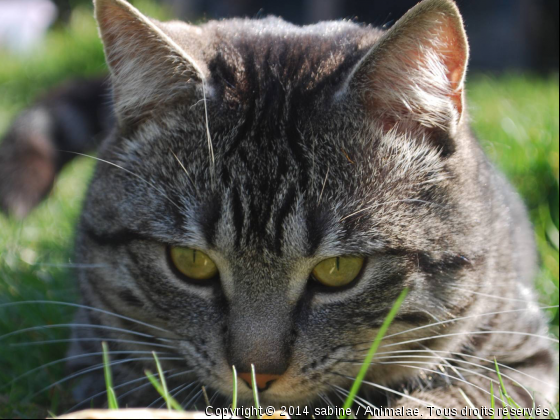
<box><xmin>312</xmin><ymin>256</ymin><xmax>364</xmax><ymax>287</ymax></box>
<box><xmin>169</xmin><ymin>247</ymin><xmax>218</xmax><ymax>281</ymax></box>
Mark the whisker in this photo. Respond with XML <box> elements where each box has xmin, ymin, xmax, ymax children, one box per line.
<box><xmin>372</xmin><ymin>361</ymin><xmax>511</xmax><ymax>406</ymax></box>
<box><xmin>35</xmin><ymin>263</ymin><xmax>109</xmax><ymax>269</ymax></box>
<box><xmin>66</xmin><ymin>368</ymin><xmax>177</xmax><ymax>413</ymax></box>
<box><xmin>332</xmin><ymin>384</ymin><xmax>379</xmax><ymax>411</ymax></box>
<box><xmin>379</xmin><ymin>306</ymin><xmax>559</xmax><ymax>342</ymax></box>
<box><xmin>150</xmin><ymin>382</ymin><xmax>192</xmax><ymax>409</ymax></box>
<box><xmin>0</xmin><ymin>323</ymin><xmax>174</xmax><ymax>343</ymax></box>
<box><xmin>330</xmin><ymin>385</ymin><xmax>367</xmax><ymax>413</ymax></box>
<box><xmin>170</xmin><ymin>150</ymin><xmax>198</xmax><ymax>196</ymax></box>
<box><xmin>380</xmin><ymin>330</ymin><xmax>559</xmax><ymax>349</ymax></box>
<box><xmin>3</xmin><ymin>350</ymin><xmax>176</xmax><ymax>391</ymax></box>
<box><xmin>419</xmin><ymin>346</ymin><xmax>465</xmax><ymax>382</ymax></box>
<box><xmin>318</xmin><ymin>165</ymin><xmax>330</xmax><ymax>205</ymax></box>
<box><xmin>319</xmin><ymin>390</ymin><xmax>340</xmax><ymax>412</ymax></box>
<box><xmin>182</xmin><ymin>388</ymin><xmax>203</xmax><ymax>410</ymax></box>
<box><xmin>0</xmin><ymin>300</ymin><xmax>173</xmax><ymax>335</ymax></box>
<box><xmin>116</xmin><ymin>370</ymin><xmax>194</xmax><ymax>404</ymax></box>
<box><xmin>337</xmin><ymin>354</ymin><xmax>536</xmax><ymax>406</ymax></box>
<box><xmin>208</xmin><ymin>390</ymin><xmax>220</xmax><ymax>406</ymax></box>
<box><xmin>201</xmin><ymin>81</ymin><xmax>215</xmax><ymax>188</ymax></box>
<box><xmin>60</xmin><ymin>151</ymin><xmax>182</xmax><ymax>210</ymax></box>
<box><xmin>178</xmin><ymin>382</ymin><xmax>202</xmax><ymax>409</ymax></box>
<box><xmin>371</xmin><ymin>355</ymin><xmax>537</xmax><ymax>398</ymax></box>
<box><xmin>31</xmin><ymin>356</ymin><xmax>184</xmax><ymax>400</ymax></box>
<box><xmin>175</xmin><ymin>383</ymin><xmax>203</xmax><ymax>409</ymax></box>
<box><xmin>9</xmin><ymin>337</ymin><xmax>175</xmax><ymax>350</ymax></box>
<box><xmin>341</xmin><ymin>198</ymin><xmax>443</xmax><ymax>221</ymax></box>
<box><xmin>352</xmin><ymin>349</ymin><xmax>558</xmax><ymax>389</ymax></box>
<box><xmin>449</xmin><ymin>285</ymin><xmax>552</xmax><ymax>304</ymax></box>
<box><xmin>333</xmin><ymin>372</ymin><xmax>445</xmax><ymax>411</ymax></box>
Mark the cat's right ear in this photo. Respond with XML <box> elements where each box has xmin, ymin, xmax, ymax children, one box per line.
<box><xmin>341</xmin><ymin>0</ymin><xmax>468</xmax><ymax>138</ymax></box>
<box><xmin>94</xmin><ymin>0</ymin><xmax>206</xmax><ymax>125</ymax></box>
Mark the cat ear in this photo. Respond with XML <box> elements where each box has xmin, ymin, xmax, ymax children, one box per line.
<box><xmin>94</xmin><ymin>0</ymin><xmax>205</xmax><ymax>124</ymax></box>
<box><xmin>344</xmin><ymin>0</ymin><xmax>468</xmax><ymax>134</ymax></box>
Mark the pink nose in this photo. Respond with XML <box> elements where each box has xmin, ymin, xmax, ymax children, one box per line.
<box><xmin>238</xmin><ymin>373</ymin><xmax>281</xmax><ymax>391</ymax></box>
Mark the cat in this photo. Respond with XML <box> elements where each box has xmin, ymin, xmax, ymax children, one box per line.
<box><xmin>0</xmin><ymin>0</ymin><xmax>557</xmax><ymax>416</ymax></box>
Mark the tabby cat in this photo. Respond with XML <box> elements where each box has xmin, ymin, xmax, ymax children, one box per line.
<box><xmin>0</xmin><ymin>0</ymin><xmax>556</xmax><ymax>416</ymax></box>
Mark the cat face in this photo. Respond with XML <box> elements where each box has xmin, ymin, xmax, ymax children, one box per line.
<box><xmin>73</xmin><ymin>0</ymin><xmax>485</xmax><ymax>405</ymax></box>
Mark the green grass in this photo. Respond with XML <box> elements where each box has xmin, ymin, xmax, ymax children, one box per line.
<box><xmin>339</xmin><ymin>288</ymin><xmax>409</xmax><ymax>419</ymax></box>
<box><xmin>144</xmin><ymin>353</ymin><xmax>184</xmax><ymax>412</ymax></box>
<box><xmin>102</xmin><ymin>342</ymin><xmax>118</xmax><ymax>410</ymax></box>
<box><xmin>0</xmin><ymin>2</ymin><xmax>558</xmax><ymax>418</ymax></box>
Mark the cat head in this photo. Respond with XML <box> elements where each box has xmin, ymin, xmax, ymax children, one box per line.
<box><xmin>78</xmin><ymin>0</ymin><xmax>482</xmax><ymax>404</ymax></box>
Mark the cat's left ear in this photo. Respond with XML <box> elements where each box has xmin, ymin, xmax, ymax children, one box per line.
<box><xmin>343</xmin><ymin>0</ymin><xmax>468</xmax><ymax>135</ymax></box>
<box><xmin>94</xmin><ymin>0</ymin><xmax>206</xmax><ymax>125</ymax></box>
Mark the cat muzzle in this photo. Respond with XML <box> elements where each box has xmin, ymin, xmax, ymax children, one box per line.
<box><xmin>238</xmin><ymin>373</ymin><xmax>281</xmax><ymax>391</ymax></box>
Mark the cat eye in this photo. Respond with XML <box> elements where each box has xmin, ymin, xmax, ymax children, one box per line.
<box><xmin>311</xmin><ymin>256</ymin><xmax>364</xmax><ymax>287</ymax></box>
<box><xmin>169</xmin><ymin>247</ymin><xmax>218</xmax><ymax>281</ymax></box>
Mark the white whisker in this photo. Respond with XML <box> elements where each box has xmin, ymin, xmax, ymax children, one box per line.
<box><xmin>60</xmin><ymin>151</ymin><xmax>182</xmax><ymax>210</ymax></box>
<box><xmin>31</xmin><ymin>356</ymin><xmax>184</xmax><ymax>399</ymax></box>
<box><xmin>9</xmin><ymin>337</ymin><xmax>175</xmax><ymax>350</ymax></box>
<box><xmin>0</xmin><ymin>324</ymin><xmax>173</xmax><ymax>344</ymax></box>
<box><xmin>36</xmin><ymin>263</ymin><xmax>109</xmax><ymax>269</ymax></box>
<box><xmin>341</xmin><ymin>198</ymin><xmax>443</xmax><ymax>221</ymax></box>
<box><xmin>332</xmin><ymin>385</ymin><xmax>374</xmax><ymax>412</ymax></box>
<box><xmin>335</xmin><ymin>373</ymin><xmax>445</xmax><ymax>411</ymax></box>
<box><xmin>182</xmin><ymin>388</ymin><xmax>203</xmax><ymax>410</ymax></box>
<box><xmin>449</xmin><ymin>285</ymin><xmax>550</xmax><ymax>304</ymax></box>
<box><xmin>359</xmin><ymin>349</ymin><xmax>557</xmax><ymax>389</ymax></box>
<box><xmin>149</xmin><ymin>381</ymin><xmax>193</xmax><ymax>408</ymax></box>
<box><xmin>116</xmin><ymin>370</ymin><xmax>195</xmax><ymax>404</ymax></box>
<box><xmin>373</xmin><ymin>361</ymin><xmax>512</xmax><ymax>406</ymax></box>
<box><xmin>0</xmin><ymin>300</ymin><xmax>174</xmax><ymax>335</ymax></box>
<box><xmin>318</xmin><ymin>165</ymin><xmax>330</xmax><ymax>205</ymax></box>
<box><xmin>369</xmin><ymin>356</ymin><xmax>536</xmax><ymax>400</ymax></box>
<box><xmin>374</xmin><ymin>305</ymin><xmax>559</xmax><ymax>342</ymax></box>
<box><xmin>170</xmin><ymin>150</ymin><xmax>198</xmax><ymax>196</ymax></box>
<box><xmin>202</xmin><ymin>81</ymin><xmax>215</xmax><ymax>188</ymax></box>
<box><xmin>3</xmin><ymin>350</ymin><xmax>176</xmax><ymax>391</ymax></box>
<box><xmin>66</xmin><ymin>368</ymin><xmax>177</xmax><ymax>413</ymax></box>
<box><xmin>381</xmin><ymin>330</ymin><xmax>559</xmax><ymax>349</ymax></box>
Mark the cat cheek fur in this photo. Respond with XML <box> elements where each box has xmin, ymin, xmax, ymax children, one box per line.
<box><xmin>60</xmin><ymin>0</ymin><xmax>558</xmax><ymax>410</ymax></box>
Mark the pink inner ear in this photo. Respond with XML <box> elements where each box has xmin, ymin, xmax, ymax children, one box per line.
<box><xmin>439</xmin><ymin>18</ymin><xmax>469</xmax><ymax>115</ymax></box>
<box><xmin>362</xmin><ymin>9</ymin><xmax>469</xmax><ymax>133</ymax></box>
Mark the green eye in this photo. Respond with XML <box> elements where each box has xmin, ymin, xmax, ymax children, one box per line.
<box><xmin>170</xmin><ymin>247</ymin><xmax>218</xmax><ymax>281</ymax></box>
<box><xmin>312</xmin><ymin>256</ymin><xmax>364</xmax><ymax>287</ymax></box>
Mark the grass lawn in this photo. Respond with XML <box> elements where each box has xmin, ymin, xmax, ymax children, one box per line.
<box><xmin>0</xmin><ymin>4</ymin><xmax>558</xmax><ymax>418</ymax></box>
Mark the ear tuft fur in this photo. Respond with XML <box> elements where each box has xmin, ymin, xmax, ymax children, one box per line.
<box><xmin>94</xmin><ymin>0</ymin><xmax>205</xmax><ymax>125</ymax></box>
<box><xmin>346</xmin><ymin>0</ymin><xmax>469</xmax><ymax>134</ymax></box>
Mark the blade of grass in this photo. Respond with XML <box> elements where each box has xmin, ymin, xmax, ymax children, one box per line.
<box><xmin>232</xmin><ymin>365</ymin><xmax>238</xmax><ymax>411</ymax></box>
<box><xmin>250</xmin><ymin>363</ymin><xmax>261</xmax><ymax>419</ymax></box>
<box><xmin>490</xmin><ymin>381</ymin><xmax>496</xmax><ymax>419</ymax></box>
<box><xmin>152</xmin><ymin>351</ymin><xmax>171</xmax><ymax>411</ymax></box>
<box><xmin>494</xmin><ymin>359</ymin><xmax>525</xmax><ymax>419</ymax></box>
<box><xmin>339</xmin><ymin>288</ymin><xmax>408</xmax><ymax>419</ymax></box>
<box><xmin>499</xmin><ymin>388</ymin><xmax>512</xmax><ymax>420</ymax></box>
<box><xmin>202</xmin><ymin>386</ymin><xmax>211</xmax><ymax>407</ymax></box>
<box><xmin>102</xmin><ymin>342</ymin><xmax>118</xmax><ymax>410</ymax></box>
<box><xmin>145</xmin><ymin>369</ymin><xmax>184</xmax><ymax>412</ymax></box>
<box><xmin>459</xmin><ymin>388</ymin><xmax>482</xmax><ymax>420</ymax></box>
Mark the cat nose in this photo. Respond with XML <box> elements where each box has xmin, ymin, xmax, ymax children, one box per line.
<box><xmin>238</xmin><ymin>373</ymin><xmax>281</xmax><ymax>391</ymax></box>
